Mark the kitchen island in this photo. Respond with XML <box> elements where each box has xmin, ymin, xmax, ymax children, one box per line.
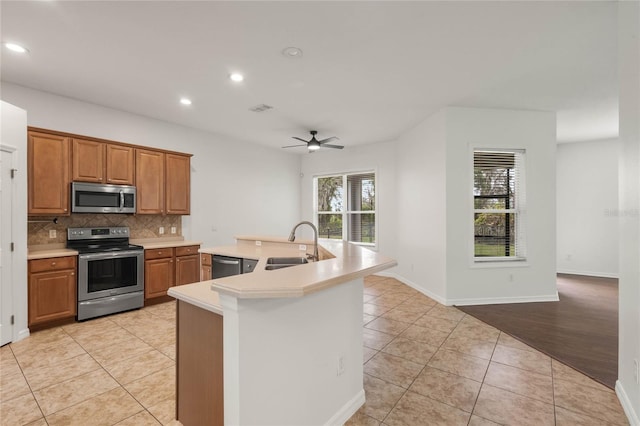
<box><xmin>168</xmin><ymin>236</ymin><xmax>396</xmax><ymax>426</ymax></box>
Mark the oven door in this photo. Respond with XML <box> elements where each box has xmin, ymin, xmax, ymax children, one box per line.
<box><xmin>78</xmin><ymin>250</ymin><xmax>144</xmax><ymax>301</ymax></box>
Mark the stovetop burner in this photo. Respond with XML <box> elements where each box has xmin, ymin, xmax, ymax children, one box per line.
<box><xmin>67</xmin><ymin>226</ymin><xmax>142</xmax><ymax>253</ymax></box>
<box><xmin>73</xmin><ymin>244</ymin><xmax>143</xmax><ymax>254</ymax></box>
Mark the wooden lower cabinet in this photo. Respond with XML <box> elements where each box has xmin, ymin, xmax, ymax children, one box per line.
<box><xmin>145</xmin><ymin>249</ymin><xmax>175</xmax><ymax>299</ymax></box>
<box><xmin>201</xmin><ymin>254</ymin><xmax>212</xmax><ymax>281</ymax></box>
<box><xmin>145</xmin><ymin>245</ymin><xmax>201</xmax><ymax>301</ymax></box>
<box><xmin>175</xmin><ymin>245</ymin><xmax>199</xmax><ymax>286</ymax></box>
<box><xmin>28</xmin><ymin>257</ymin><xmax>77</xmax><ymax>326</ymax></box>
<box><xmin>177</xmin><ymin>300</ymin><xmax>223</xmax><ymax>426</ymax></box>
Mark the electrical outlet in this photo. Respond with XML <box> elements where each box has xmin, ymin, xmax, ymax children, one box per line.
<box><xmin>49</xmin><ymin>229</ymin><xmax>57</xmax><ymax>239</ymax></box>
<box><xmin>159</xmin><ymin>226</ymin><xmax>165</xmax><ymax>235</ymax></box>
<box><xmin>299</xmin><ymin>244</ymin><xmax>307</xmax><ymax>251</ymax></box>
<box><xmin>255</xmin><ymin>240</ymin><xmax>262</xmax><ymax>246</ymax></box>
<box><xmin>337</xmin><ymin>355</ymin><xmax>345</xmax><ymax>376</ymax></box>
<box><xmin>171</xmin><ymin>226</ymin><xmax>176</xmax><ymax>234</ymax></box>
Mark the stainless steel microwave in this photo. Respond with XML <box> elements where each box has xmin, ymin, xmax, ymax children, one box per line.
<box><xmin>71</xmin><ymin>182</ymin><xmax>136</xmax><ymax>214</ymax></box>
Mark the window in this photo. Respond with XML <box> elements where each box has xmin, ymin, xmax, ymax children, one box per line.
<box><xmin>473</xmin><ymin>150</ymin><xmax>526</xmax><ymax>261</ymax></box>
<box><xmin>315</xmin><ymin>172</ymin><xmax>376</xmax><ymax>245</ymax></box>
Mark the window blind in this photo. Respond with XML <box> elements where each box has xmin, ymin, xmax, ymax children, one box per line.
<box><xmin>473</xmin><ymin>150</ymin><xmax>526</xmax><ymax>260</ymax></box>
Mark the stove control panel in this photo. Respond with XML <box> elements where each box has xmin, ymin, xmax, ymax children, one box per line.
<box><xmin>67</xmin><ymin>227</ymin><xmax>130</xmax><ymax>240</ymax></box>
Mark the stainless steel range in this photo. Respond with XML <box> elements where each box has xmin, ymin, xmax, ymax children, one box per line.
<box><xmin>67</xmin><ymin>227</ymin><xmax>144</xmax><ymax>320</ymax></box>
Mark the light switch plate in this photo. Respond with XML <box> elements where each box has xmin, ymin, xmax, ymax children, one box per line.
<box><xmin>171</xmin><ymin>226</ymin><xmax>176</xmax><ymax>234</ymax></box>
<box><xmin>159</xmin><ymin>226</ymin><xmax>165</xmax><ymax>235</ymax></box>
<box><xmin>299</xmin><ymin>244</ymin><xmax>307</xmax><ymax>251</ymax></box>
<box><xmin>49</xmin><ymin>229</ymin><xmax>57</xmax><ymax>239</ymax></box>
<box><xmin>255</xmin><ymin>240</ymin><xmax>262</xmax><ymax>246</ymax></box>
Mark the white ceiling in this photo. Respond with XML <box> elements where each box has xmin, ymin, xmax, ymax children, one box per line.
<box><xmin>1</xmin><ymin>1</ymin><xmax>618</xmax><ymax>151</ymax></box>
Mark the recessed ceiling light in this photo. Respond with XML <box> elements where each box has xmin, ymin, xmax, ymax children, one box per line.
<box><xmin>282</xmin><ymin>47</ymin><xmax>303</xmax><ymax>58</ymax></box>
<box><xmin>180</xmin><ymin>98</ymin><xmax>192</xmax><ymax>105</ymax></box>
<box><xmin>230</xmin><ymin>73</ymin><xmax>244</xmax><ymax>82</ymax></box>
<box><xmin>3</xmin><ymin>42</ymin><xmax>28</xmax><ymax>53</ymax></box>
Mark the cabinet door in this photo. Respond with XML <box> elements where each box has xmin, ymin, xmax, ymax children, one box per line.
<box><xmin>28</xmin><ymin>131</ymin><xmax>70</xmax><ymax>215</ymax></box>
<box><xmin>145</xmin><ymin>257</ymin><xmax>174</xmax><ymax>299</ymax></box>
<box><xmin>176</xmin><ymin>254</ymin><xmax>199</xmax><ymax>286</ymax></box>
<box><xmin>136</xmin><ymin>149</ymin><xmax>165</xmax><ymax>214</ymax></box>
<box><xmin>165</xmin><ymin>153</ymin><xmax>191</xmax><ymax>215</ymax></box>
<box><xmin>28</xmin><ymin>269</ymin><xmax>76</xmax><ymax>326</ymax></box>
<box><xmin>72</xmin><ymin>138</ymin><xmax>104</xmax><ymax>183</ymax></box>
<box><xmin>201</xmin><ymin>265</ymin><xmax>212</xmax><ymax>281</ymax></box>
<box><xmin>106</xmin><ymin>144</ymin><xmax>134</xmax><ymax>185</ymax></box>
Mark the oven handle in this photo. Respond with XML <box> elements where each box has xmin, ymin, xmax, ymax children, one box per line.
<box><xmin>79</xmin><ymin>250</ymin><xmax>143</xmax><ymax>260</ymax></box>
<box><xmin>120</xmin><ymin>190</ymin><xmax>125</xmax><ymax>209</ymax></box>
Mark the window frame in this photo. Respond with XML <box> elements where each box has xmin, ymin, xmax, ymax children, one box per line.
<box><xmin>313</xmin><ymin>169</ymin><xmax>378</xmax><ymax>248</ymax></box>
<box><xmin>471</xmin><ymin>148</ymin><xmax>527</xmax><ymax>264</ymax></box>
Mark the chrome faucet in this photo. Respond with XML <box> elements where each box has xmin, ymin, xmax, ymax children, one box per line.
<box><xmin>288</xmin><ymin>221</ymin><xmax>319</xmax><ymax>261</ymax></box>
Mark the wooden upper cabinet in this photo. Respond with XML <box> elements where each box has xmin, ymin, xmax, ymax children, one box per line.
<box><xmin>28</xmin><ymin>131</ymin><xmax>70</xmax><ymax>215</ymax></box>
<box><xmin>106</xmin><ymin>144</ymin><xmax>134</xmax><ymax>185</ymax></box>
<box><xmin>72</xmin><ymin>138</ymin><xmax>104</xmax><ymax>183</ymax></box>
<box><xmin>136</xmin><ymin>149</ymin><xmax>165</xmax><ymax>214</ymax></box>
<box><xmin>165</xmin><ymin>153</ymin><xmax>191</xmax><ymax>215</ymax></box>
<box><xmin>72</xmin><ymin>140</ymin><xmax>134</xmax><ymax>185</ymax></box>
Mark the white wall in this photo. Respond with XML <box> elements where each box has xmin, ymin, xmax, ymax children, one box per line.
<box><xmin>220</xmin><ymin>279</ymin><xmax>364</xmax><ymax>425</ymax></box>
<box><xmin>616</xmin><ymin>1</ymin><xmax>640</xmax><ymax>423</ymax></box>
<box><xmin>1</xmin><ymin>83</ymin><xmax>301</xmax><ymax>247</ymax></box>
<box><xmin>0</xmin><ymin>101</ymin><xmax>29</xmax><ymax>342</ymax></box>
<box><xmin>445</xmin><ymin>107</ymin><xmax>557</xmax><ymax>305</ymax></box>
<box><xmin>394</xmin><ymin>110</ymin><xmax>448</xmax><ymax>303</ymax></box>
<box><xmin>299</xmin><ymin>141</ymin><xmax>397</xmax><ymax>258</ymax></box>
<box><xmin>557</xmin><ymin>139</ymin><xmax>619</xmax><ymax>278</ymax></box>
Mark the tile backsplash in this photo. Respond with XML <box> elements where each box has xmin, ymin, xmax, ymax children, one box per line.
<box><xmin>28</xmin><ymin>214</ymin><xmax>182</xmax><ymax>246</ymax></box>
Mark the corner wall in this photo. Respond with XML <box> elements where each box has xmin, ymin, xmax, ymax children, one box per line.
<box><xmin>445</xmin><ymin>107</ymin><xmax>557</xmax><ymax>305</ymax></box>
<box><xmin>616</xmin><ymin>1</ymin><xmax>640</xmax><ymax>423</ymax></box>
<box><xmin>556</xmin><ymin>139</ymin><xmax>619</xmax><ymax>278</ymax></box>
<box><xmin>395</xmin><ymin>110</ymin><xmax>448</xmax><ymax>303</ymax></box>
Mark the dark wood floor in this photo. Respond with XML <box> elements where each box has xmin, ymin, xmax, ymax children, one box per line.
<box><xmin>458</xmin><ymin>274</ymin><xmax>618</xmax><ymax>389</ymax></box>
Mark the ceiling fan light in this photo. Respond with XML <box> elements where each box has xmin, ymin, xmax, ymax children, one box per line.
<box><xmin>308</xmin><ymin>143</ymin><xmax>320</xmax><ymax>151</ymax></box>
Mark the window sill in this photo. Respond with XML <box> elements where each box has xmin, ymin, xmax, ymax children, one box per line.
<box><xmin>471</xmin><ymin>258</ymin><xmax>529</xmax><ymax>269</ymax></box>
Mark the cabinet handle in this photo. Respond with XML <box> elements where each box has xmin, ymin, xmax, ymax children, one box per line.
<box><xmin>71</xmin><ymin>272</ymin><xmax>75</xmax><ymax>276</ymax></box>
<box><xmin>158</xmin><ymin>251</ymin><xmax>162</xmax><ymax>255</ymax></box>
<box><xmin>176</xmin><ymin>259</ymin><xmax>180</xmax><ymax>262</ymax></box>
<box><xmin>51</xmin><ymin>262</ymin><xmax>56</xmax><ymax>266</ymax></box>
<box><xmin>64</xmin><ymin>208</ymin><xmax>68</xmax><ymax>212</ymax></box>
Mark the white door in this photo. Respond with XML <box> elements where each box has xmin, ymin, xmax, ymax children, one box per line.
<box><xmin>0</xmin><ymin>148</ymin><xmax>14</xmax><ymax>346</ymax></box>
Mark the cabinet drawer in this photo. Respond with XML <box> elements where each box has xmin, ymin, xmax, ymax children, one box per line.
<box><xmin>176</xmin><ymin>245</ymin><xmax>199</xmax><ymax>257</ymax></box>
<box><xmin>29</xmin><ymin>256</ymin><xmax>76</xmax><ymax>273</ymax></box>
<box><xmin>145</xmin><ymin>248</ymin><xmax>174</xmax><ymax>260</ymax></box>
<box><xmin>201</xmin><ymin>254</ymin><xmax>212</xmax><ymax>266</ymax></box>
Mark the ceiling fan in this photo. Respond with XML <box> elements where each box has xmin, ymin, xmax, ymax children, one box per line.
<box><xmin>282</xmin><ymin>130</ymin><xmax>344</xmax><ymax>151</ymax></box>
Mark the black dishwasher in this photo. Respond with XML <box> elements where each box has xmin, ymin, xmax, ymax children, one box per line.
<box><xmin>212</xmin><ymin>255</ymin><xmax>258</xmax><ymax>278</ymax></box>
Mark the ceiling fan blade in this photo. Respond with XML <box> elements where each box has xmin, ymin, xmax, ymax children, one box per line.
<box><xmin>282</xmin><ymin>144</ymin><xmax>308</xmax><ymax>148</ymax></box>
<box><xmin>292</xmin><ymin>137</ymin><xmax>308</xmax><ymax>143</ymax></box>
<box><xmin>318</xmin><ymin>136</ymin><xmax>339</xmax><ymax>144</ymax></box>
<box><xmin>322</xmin><ymin>144</ymin><xmax>344</xmax><ymax>149</ymax></box>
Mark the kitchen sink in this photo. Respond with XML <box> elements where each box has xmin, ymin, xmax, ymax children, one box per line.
<box><xmin>265</xmin><ymin>257</ymin><xmax>309</xmax><ymax>271</ymax></box>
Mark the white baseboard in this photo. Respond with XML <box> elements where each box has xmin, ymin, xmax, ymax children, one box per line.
<box><xmin>324</xmin><ymin>388</ymin><xmax>365</xmax><ymax>426</ymax></box>
<box><xmin>15</xmin><ymin>327</ymin><xmax>30</xmax><ymax>342</ymax></box>
<box><xmin>449</xmin><ymin>292</ymin><xmax>560</xmax><ymax>306</ymax></box>
<box><xmin>616</xmin><ymin>380</ymin><xmax>640</xmax><ymax>426</ymax></box>
<box><xmin>557</xmin><ymin>269</ymin><xmax>619</xmax><ymax>279</ymax></box>
<box><xmin>373</xmin><ymin>272</ymin><xmax>447</xmax><ymax>305</ymax></box>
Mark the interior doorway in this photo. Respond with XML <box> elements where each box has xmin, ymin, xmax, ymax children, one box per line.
<box><xmin>0</xmin><ymin>146</ymin><xmax>15</xmax><ymax>345</ymax></box>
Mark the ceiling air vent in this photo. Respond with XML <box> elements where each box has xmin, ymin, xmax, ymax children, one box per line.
<box><xmin>249</xmin><ymin>104</ymin><xmax>274</xmax><ymax>113</ymax></box>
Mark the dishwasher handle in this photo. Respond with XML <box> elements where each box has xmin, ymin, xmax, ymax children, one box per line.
<box><xmin>213</xmin><ymin>257</ymin><xmax>240</xmax><ymax>265</ymax></box>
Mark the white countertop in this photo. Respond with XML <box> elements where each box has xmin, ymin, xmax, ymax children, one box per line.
<box><xmin>131</xmin><ymin>238</ymin><xmax>202</xmax><ymax>250</ymax></box>
<box><xmin>197</xmin><ymin>236</ymin><xmax>396</xmax><ymax>299</ymax></box>
<box><xmin>168</xmin><ymin>281</ymin><xmax>222</xmax><ymax>315</ymax></box>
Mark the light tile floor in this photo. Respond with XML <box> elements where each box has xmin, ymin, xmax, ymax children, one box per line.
<box><xmin>0</xmin><ymin>276</ymin><xmax>629</xmax><ymax>426</ymax></box>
